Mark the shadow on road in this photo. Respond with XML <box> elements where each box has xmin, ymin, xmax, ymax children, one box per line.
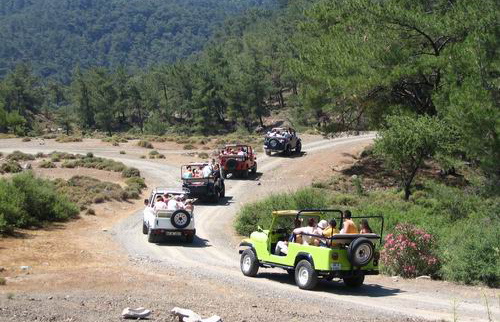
<box><xmin>155</xmin><ymin>235</ymin><xmax>211</xmax><ymax>248</ymax></box>
<box><xmin>225</xmin><ymin>172</ymin><xmax>263</xmax><ymax>181</ymax></box>
<box><xmin>194</xmin><ymin>196</ymin><xmax>234</xmax><ymax>207</ymax></box>
<box><xmin>256</xmin><ymin>272</ymin><xmax>402</xmax><ymax>297</ymax></box>
<box><xmin>268</xmin><ymin>151</ymin><xmax>307</xmax><ymax>159</ymax></box>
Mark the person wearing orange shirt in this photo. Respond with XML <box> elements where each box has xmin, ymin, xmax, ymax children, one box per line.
<box><xmin>340</xmin><ymin>210</ymin><xmax>358</xmax><ymax>234</ymax></box>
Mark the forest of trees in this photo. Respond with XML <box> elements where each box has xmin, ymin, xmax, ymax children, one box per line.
<box><xmin>0</xmin><ymin>0</ymin><xmax>498</xmax><ymax>180</ymax></box>
<box><xmin>0</xmin><ymin>0</ymin><xmax>274</xmax><ymax>81</ymax></box>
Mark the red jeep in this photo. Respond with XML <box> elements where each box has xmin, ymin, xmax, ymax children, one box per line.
<box><xmin>218</xmin><ymin>144</ymin><xmax>257</xmax><ymax>178</ymax></box>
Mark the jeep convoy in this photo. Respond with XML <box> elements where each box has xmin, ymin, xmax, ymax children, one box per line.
<box><xmin>238</xmin><ymin>209</ymin><xmax>383</xmax><ymax>290</ymax></box>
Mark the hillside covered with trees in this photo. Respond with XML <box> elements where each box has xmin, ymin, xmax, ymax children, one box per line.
<box><xmin>0</xmin><ymin>0</ymin><xmax>274</xmax><ymax>81</ymax></box>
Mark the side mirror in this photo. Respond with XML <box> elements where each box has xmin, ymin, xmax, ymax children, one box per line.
<box><xmin>144</xmin><ymin>199</ymin><xmax>149</xmax><ymax>206</ymax></box>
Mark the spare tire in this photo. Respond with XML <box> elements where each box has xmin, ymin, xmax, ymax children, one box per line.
<box><xmin>269</xmin><ymin>139</ymin><xmax>279</xmax><ymax>148</ymax></box>
<box><xmin>171</xmin><ymin>210</ymin><xmax>191</xmax><ymax>229</ymax></box>
<box><xmin>347</xmin><ymin>237</ymin><xmax>374</xmax><ymax>267</ymax></box>
<box><xmin>226</xmin><ymin>158</ymin><xmax>238</xmax><ymax>171</ymax></box>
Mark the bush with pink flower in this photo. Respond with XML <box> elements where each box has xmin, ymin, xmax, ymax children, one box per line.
<box><xmin>381</xmin><ymin>223</ymin><xmax>439</xmax><ymax>278</ymax></box>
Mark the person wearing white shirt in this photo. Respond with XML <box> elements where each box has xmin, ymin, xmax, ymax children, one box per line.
<box><xmin>202</xmin><ymin>164</ymin><xmax>213</xmax><ymax>178</ymax></box>
<box><xmin>167</xmin><ymin>198</ymin><xmax>178</xmax><ymax>210</ymax></box>
<box><xmin>154</xmin><ymin>196</ymin><xmax>167</xmax><ymax>211</ymax></box>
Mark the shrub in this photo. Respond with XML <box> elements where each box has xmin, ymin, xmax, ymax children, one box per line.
<box><xmin>0</xmin><ymin>161</ymin><xmax>22</xmax><ymax>173</ymax></box>
<box><xmin>0</xmin><ymin>277</ymin><xmax>6</xmax><ymax>285</ymax></box>
<box><xmin>381</xmin><ymin>223</ymin><xmax>440</xmax><ymax>278</ymax></box>
<box><xmin>122</xmin><ymin>167</ymin><xmax>141</xmax><ymax>178</ymax></box>
<box><xmin>86</xmin><ymin>152</ymin><xmax>94</xmax><ymax>158</ymax></box>
<box><xmin>149</xmin><ymin>150</ymin><xmax>159</xmax><ymax>158</ymax></box>
<box><xmin>0</xmin><ymin>172</ymin><xmax>79</xmax><ymax>234</ymax></box>
<box><xmin>55</xmin><ymin>136</ymin><xmax>83</xmax><ymax>143</ymax></box>
<box><xmin>140</xmin><ymin>155</ymin><xmax>146</xmax><ymax>159</ymax></box>
<box><xmin>112</xmin><ymin>142</ymin><xmax>119</xmax><ymax>146</ymax></box>
<box><xmin>35</xmin><ymin>152</ymin><xmax>47</xmax><ymax>158</ymax></box>
<box><xmin>157</xmin><ymin>154</ymin><xmax>165</xmax><ymax>159</ymax></box>
<box><xmin>183</xmin><ymin>144</ymin><xmax>195</xmax><ymax>150</ymax></box>
<box><xmin>119</xmin><ymin>150</ymin><xmax>126</xmax><ymax>154</ymax></box>
<box><xmin>234</xmin><ymin>188</ymin><xmax>328</xmax><ymax>236</ymax></box>
<box><xmin>198</xmin><ymin>152</ymin><xmax>209</xmax><ymax>159</ymax></box>
<box><xmin>440</xmin><ymin>217</ymin><xmax>499</xmax><ymax>287</ymax></box>
<box><xmin>137</xmin><ymin>140</ymin><xmax>153</xmax><ymax>149</ymax></box>
<box><xmin>39</xmin><ymin>160</ymin><xmax>56</xmax><ymax>168</ymax></box>
<box><xmin>7</xmin><ymin>151</ymin><xmax>35</xmax><ymax>161</ymax></box>
<box><xmin>22</xmin><ymin>137</ymin><xmax>31</xmax><ymax>142</ymax></box>
<box><xmin>85</xmin><ymin>208</ymin><xmax>96</xmax><ymax>215</ymax></box>
<box><xmin>125</xmin><ymin>177</ymin><xmax>147</xmax><ymax>190</ymax></box>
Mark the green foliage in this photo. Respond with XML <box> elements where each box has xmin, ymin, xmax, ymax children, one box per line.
<box><xmin>234</xmin><ymin>188</ymin><xmax>328</xmax><ymax>236</ymax></box>
<box><xmin>38</xmin><ymin>160</ymin><xmax>56</xmax><ymax>169</ymax></box>
<box><xmin>374</xmin><ymin>115</ymin><xmax>456</xmax><ymax>199</ymax></box>
<box><xmin>183</xmin><ymin>144</ymin><xmax>195</xmax><ymax>150</ymax></box>
<box><xmin>6</xmin><ymin>150</ymin><xmax>35</xmax><ymax>161</ymax></box>
<box><xmin>0</xmin><ymin>0</ymin><xmax>275</xmax><ymax>81</ymax></box>
<box><xmin>0</xmin><ymin>172</ymin><xmax>79</xmax><ymax>234</ymax></box>
<box><xmin>121</xmin><ymin>167</ymin><xmax>141</xmax><ymax>178</ymax></box>
<box><xmin>441</xmin><ymin>217</ymin><xmax>499</xmax><ymax>287</ymax></box>
<box><xmin>0</xmin><ymin>161</ymin><xmax>22</xmax><ymax>173</ymax></box>
<box><xmin>55</xmin><ymin>135</ymin><xmax>83</xmax><ymax>143</ymax></box>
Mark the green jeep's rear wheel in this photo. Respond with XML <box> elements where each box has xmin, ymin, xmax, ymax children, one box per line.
<box><xmin>295</xmin><ymin>260</ymin><xmax>318</xmax><ymax>290</ymax></box>
<box><xmin>240</xmin><ymin>249</ymin><xmax>259</xmax><ymax>277</ymax></box>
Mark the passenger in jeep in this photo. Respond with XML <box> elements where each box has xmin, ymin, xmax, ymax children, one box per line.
<box><xmin>154</xmin><ymin>195</ymin><xmax>167</xmax><ymax>211</ymax></box>
<box><xmin>360</xmin><ymin>219</ymin><xmax>373</xmax><ymax>234</ymax></box>
<box><xmin>340</xmin><ymin>210</ymin><xmax>358</xmax><ymax>234</ymax></box>
<box><xmin>293</xmin><ymin>218</ymin><xmax>321</xmax><ymax>245</ymax></box>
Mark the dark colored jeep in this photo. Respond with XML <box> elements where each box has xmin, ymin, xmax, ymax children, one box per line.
<box><xmin>181</xmin><ymin>163</ymin><xmax>225</xmax><ymax>203</ymax></box>
<box><xmin>218</xmin><ymin>144</ymin><xmax>257</xmax><ymax>179</ymax></box>
<box><xmin>264</xmin><ymin>127</ymin><xmax>302</xmax><ymax>156</ymax></box>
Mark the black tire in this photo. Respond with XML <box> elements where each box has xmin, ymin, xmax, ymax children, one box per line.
<box><xmin>294</xmin><ymin>260</ymin><xmax>318</xmax><ymax>290</ymax></box>
<box><xmin>240</xmin><ymin>249</ymin><xmax>259</xmax><ymax>277</ymax></box>
<box><xmin>268</xmin><ymin>139</ymin><xmax>279</xmax><ymax>149</ymax></box>
<box><xmin>285</xmin><ymin>145</ymin><xmax>292</xmax><ymax>156</ymax></box>
<box><xmin>220</xmin><ymin>184</ymin><xmax>225</xmax><ymax>198</ymax></box>
<box><xmin>147</xmin><ymin>229</ymin><xmax>157</xmax><ymax>243</ymax></box>
<box><xmin>343</xmin><ymin>272</ymin><xmax>365</xmax><ymax>287</ymax></box>
<box><xmin>226</xmin><ymin>158</ymin><xmax>238</xmax><ymax>171</ymax></box>
<box><xmin>295</xmin><ymin>141</ymin><xmax>302</xmax><ymax>154</ymax></box>
<box><xmin>265</xmin><ymin>149</ymin><xmax>271</xmax><ymax>156</ymax></box>
<box><xmin>142</xmin><ymin>221</ymin><xmax>148</xmax><ymax>235</ymax></box>
<box><xmin>185</xmin><ymin>233</ymin><xmax>194</xmax><ymax>243</ymax></box>
<box><xmin>242</xmin><ymin>169</ymin><xmax>249</xmax><ymax>178</ymax></box>
<box><xmin>251</xmin><ymin>163</ymin><xmax>257</xmax><ymax>174</ymax></box>
<box><xmin>211</xmin><ymin>188</ymin><xmax>220</xmax><ymax>203</ymax></box>
<box><xmin>347</xmin><ymin>237</ymin><xmax>374</xmax><ymax>267</ymax></box>
<box><xmin>170</xmin><ymin>210</ymin><xmax>191</xmax><ymax>229</ymax></box>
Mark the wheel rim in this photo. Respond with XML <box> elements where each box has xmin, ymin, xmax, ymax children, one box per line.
<box><xmin>298</xmin><ymin>266</ymin><xmax>309</xmax><ymax>285</ymax></box>
<box><xmin>355</xmin><ymin>244</ymin><xmax>373</xmax><ymax>264</ymax></box>
<box><xmin>242</xmin><ymin>255</ymin><xmax>252</xmax><ymax>272</ymax></box>
<box><xmin>174</xmin><ymin>213</ymin><xmax>188</xmax><ymax>226</ymax></box>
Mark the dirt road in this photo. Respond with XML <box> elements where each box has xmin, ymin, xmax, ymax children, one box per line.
<box><xmin>0</xmin><ymin>134</ymin><xmax>498</xmax><ymax>322</ymax></box>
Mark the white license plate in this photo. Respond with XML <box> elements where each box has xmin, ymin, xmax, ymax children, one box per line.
<box><xmin>331</xmin><ymin>263</ymin><xmax>341</xmax><ymax>271</ymax></box>
<box><xmin>165</xmin><ymin>232</ymin><xmax>182</xmax><ymax>236</ymax></box>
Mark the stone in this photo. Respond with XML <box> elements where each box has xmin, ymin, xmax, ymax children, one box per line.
<box><xmin>416</xmin><ymin>275</ymin><xmax>431</xmax><ymax>280</ymax></box>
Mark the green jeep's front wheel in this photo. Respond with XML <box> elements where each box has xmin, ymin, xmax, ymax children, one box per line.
<box><xmin>240</xmin><ymin>249</ymin><xmax>259</xmax><ymax>277</ymax></box>
<box><xmin>295</xmin><ymin>260</ymin><xmax>318</xmax><ymax>290</ymax></box>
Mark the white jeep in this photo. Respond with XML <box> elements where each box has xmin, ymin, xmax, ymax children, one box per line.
<box><xmin>142</xmin><ymin>188</ymin><xmax>195</xmax><ymax>243</ymax></box>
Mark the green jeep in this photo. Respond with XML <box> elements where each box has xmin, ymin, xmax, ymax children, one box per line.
<box><xmin>238</xmin><ymin>209</ymin><xmax>383</xmax><ymax>290</ymax></box>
